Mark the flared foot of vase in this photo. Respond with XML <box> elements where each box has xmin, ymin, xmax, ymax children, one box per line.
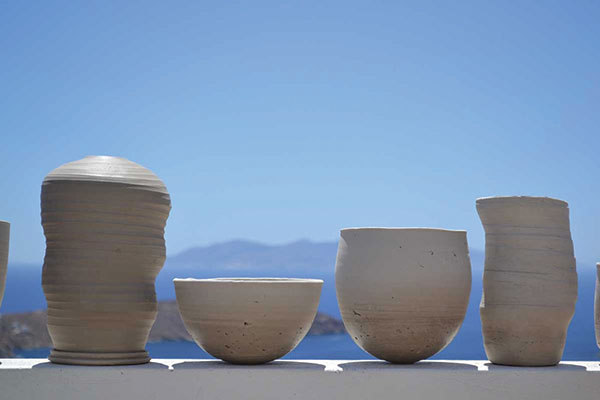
<box><xmin>489</xmin><ymin>360</ymin><xmax>559</xmax><ymax>367</ymax></box>
<box><xmin>49</xmin><ymin>349</ymin><xmax>151</xmax><ymax>366</ymax></box>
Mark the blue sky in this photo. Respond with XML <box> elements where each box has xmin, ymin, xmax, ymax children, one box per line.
<box><xmin>1</xmin><ymin>1</ymin><xmax>598</xmax><ymax>266</ymax></box>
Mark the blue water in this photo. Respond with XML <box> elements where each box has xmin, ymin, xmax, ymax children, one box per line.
<box><xmin>16</xmin><ymin>333</ymin><xmax>600</xmax><ymax>361</ymax></box>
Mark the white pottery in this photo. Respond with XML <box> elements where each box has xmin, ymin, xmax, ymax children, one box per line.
<box><xmin>41</xmin><ymin>156</ymin><xmax>171</xmax><ymax>365</ymax></box>
<box><xmin>477</xmin><ymin>196</ymin><xmax>577</xmax><ymax>366</ymax></box>
<box><xmin>0</xmin><ymin>221</ymin><xmax>9</xmax><ymax>309</ymax></box>
<box><xmin>174</xmin><ymin>278</ymin><xmax>322</xmax><ymax>364</ymax></box>
<box><xmin>595</xmin><ymin>263</ymin><xmax>600</xmax><ymax>350</ymax></box>
<box><xmin>335</xmin><ymin>228</ymin><xmax>472</xmax><ymax>363</ymax></box>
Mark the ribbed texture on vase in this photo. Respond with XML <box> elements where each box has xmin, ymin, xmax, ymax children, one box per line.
<box><xmin>0</xmin><ymin>221</ymin><xmax>9</xmax><ymax>309</ymax></box>
<box><xmin>476</xmin><ymin>196</ymin><xmax>577</xmax><ymax>366</ymax></box>
<box><xmin>41</xmin><ymin>156</ymin><xmax>171</xmax><ymax>365</ymax></box>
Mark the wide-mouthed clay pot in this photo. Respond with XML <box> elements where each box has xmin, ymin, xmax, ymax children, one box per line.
<box><xmin>596</xmin><ymin>263</ymin><xmax>600</xmax><ymax>350</ymax></box>
<box><xmin>41</xmin><ymin>156</ymin><xmax>171</xmax><ymax>365</ymax></box>
<box><xmin>335</xmin><ymin>228</ymin><xmax>472</xmax><ymax>363</ymax></box>
<box><xmin>174</xmin><ymin>278</ymin><xmax>323</xmax><ymax>364</ymax></box>
<box><xmin>477</xmin><ymin>196</ymin><xmax>577</xmax><ymax>366</ymax></box>
<box><xmin>0</xmin><ymin>221</ymin><xmax>9</xmax><ymax>309</ymax></box>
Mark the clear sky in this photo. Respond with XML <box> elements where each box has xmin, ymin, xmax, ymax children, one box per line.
<box><xmin>1</xmin><ymin>1</ymin><xmax>598</xmax><ymax>266</ymax></box>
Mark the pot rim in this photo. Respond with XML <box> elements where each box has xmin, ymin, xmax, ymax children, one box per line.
<box><xmin>476</xmin><ymin>196</ymin><xmax>568</xmax><ymax>207</ymax></box>
<box><xmin>340</xmin><ymin>227</ymin><xmax>466</xmax><ymax>233</ymax></box>
<box><xmin>173</xmin><ymin>277</ymin><xmax>323</xmax><ymax>284</ymax></box>
<box><xmin>0</xmin><ymin>220</ymin><xmax>9</xmax><ymax>225</ymax></box>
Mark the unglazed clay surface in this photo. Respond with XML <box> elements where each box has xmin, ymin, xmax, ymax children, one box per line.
<box><xmin>0</xmin><ymin>221</ymin><xmax>9</xmax><ymax>309</ymax></box>
<box><xmin>477</xmin><ymin>196</ymin><xmax>577</xmax><ymax>366</ymax></box>
<box><xmin>595</xmin><ymin>263</ymin><xmax>600</xmax><ymax>350</ymax></box>
<box><xmin>335</xmin><ymin>228</ymin><xmax>471</xmax><ymax>363</ymax></box>
<box><xmin>41</xmin><ymin>156</ymin><xmax>171</xmax><ymax>365</ymax></box>
<box><xmin>174</xmin><ymin>278</ymin><xmax>322</xmax><ymax>364</ymax></box>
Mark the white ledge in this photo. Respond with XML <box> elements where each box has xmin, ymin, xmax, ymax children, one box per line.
<box><xmin>1</xmin><ymin>359</ymin><xmax>600</xmax><ymax>399</ymax></box>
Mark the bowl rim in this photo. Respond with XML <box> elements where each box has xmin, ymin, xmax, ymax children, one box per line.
<box><xmin>173</xmin><ymin>277</ymin><xmax>323</xmax><ymax>284</ymax></box>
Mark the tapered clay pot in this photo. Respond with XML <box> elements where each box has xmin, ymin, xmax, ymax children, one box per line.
<box><xmin>41</xmin><ymin>156</ymin><xmax>171</xmax><ymax>365</ymax></box>
<box><xmin>174</xmin><ymin>278</ymin><xmax>322</xmax><ymax>364</ymax></box>
<box><xmin>0</xmin><ymin>221</ymin><xmax>9</xmax><ymax>309</ymax></box>
<box><xmin>477</xmin><ymin>196</ymin><xmax>577</xmax><ymax>366</ymax></box>
<box><xmin>595</xmin><ymin>263</ymin><xmax>600</xmax><ymax>350</ymax></box>
<box><xmin>335</xmin><ymin>228</ymin><xmax>471</xmax><ymax>363</ymax></box>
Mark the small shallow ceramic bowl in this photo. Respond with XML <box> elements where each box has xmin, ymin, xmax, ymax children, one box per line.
<box><xmin>174</xmin><ymin>278</ymin><xmax>323</xmax><ymax>364</ymax></box>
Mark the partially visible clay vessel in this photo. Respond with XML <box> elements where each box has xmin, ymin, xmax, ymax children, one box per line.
<box><xmin>41</xmin><ymin>156</ymin><xmax>171</xmax><ymax>365</ymax></box>
<box><xmin>174</xmin><ymin>278</ymin><xmax>322</xmax><ymax>364</ymax></box>
<box><xmin>595</xmin><ymin>263</ymin><xmax>600</xmax><ymax>350</ymax></box>
<box><xmin>0</xmin><ymin>221</ymin><xmax>9</xmax><ymax>309</ymax></box>
<box><xmin>477</xmin><ymin>196</ymin><xmax>577</xmax><ymax>366</ymax></box>
<box><xmin>335</xmin><ymin>228</ymin><xmax>472</xmax><ymax>363</ymax></box>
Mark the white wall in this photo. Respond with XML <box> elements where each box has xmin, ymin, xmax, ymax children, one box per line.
<box><xmin>1</xmin><ymin>359</ymin><xmax>599</xmax><ymax>400</ymax></box>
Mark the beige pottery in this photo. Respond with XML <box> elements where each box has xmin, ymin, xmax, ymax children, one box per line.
<box><xmin>41</xmin><ymin>156</ymin><xmax>171</xmax><ymax>365</ymax></box>
<box><xmin>596</xmin><ymin>263</ymin><xmax>600</xmax><ymax>350</ymax></box>
<box><xmin>477</xmin><ymin>196</ymin><xmax>577</xmax><ymax>366</ymax></box>
<box><xmin>335</xmin><ymin>228</ymin><xmax>471</xmax><ymax>363</ymax></box>
<box><xmin>174</xmin><ymin>278</ymin><xmax>322</xmax><ymax>364</ymax></box>
<box><xmin>0</xmin><ymin>221</ymin><xmax>9</xmax><ymax>309</ymax></box>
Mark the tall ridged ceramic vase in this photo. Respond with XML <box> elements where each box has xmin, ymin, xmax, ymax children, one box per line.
<box><xmin>594</xmin><ymin>263</ymin><xmax>600</xmax><ymax>348</ymax></box>
<box><xmin>0</xmin><ymin>221</ymin><xmax>9</xmax><ymax>309</ymax></box>
<box><xmin>476</xmin><ymin>196</ymin><xmax>577</xmax><ymax>366</ymax></box>
<box><xmin>41</xmin><ymin>156</ymin><xmax>171</xmax><ymax>365</ymax></box>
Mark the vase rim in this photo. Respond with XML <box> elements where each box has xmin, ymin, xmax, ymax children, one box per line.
<box><xmin>340</xmin><ymin>227</ymin><xmax>466</xmax><ymax>233</ymax></box>
<box><xmin>476</xmin><ymin>196</ymin><xmax>568</xmax><ymax>207</ymax></box>
<box><xmin>0</xmin><ymin>220</ymin><xmax>9</xmax><ymax>225</ymax></box>
<box><xmin>173</xmin><ymin>277</ymin><xmax>323</xmax><ymax>284</ymax></box>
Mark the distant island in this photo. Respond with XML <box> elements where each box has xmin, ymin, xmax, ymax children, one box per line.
<box><xmin>0</xmin><ymin>300</ymin><xmax>345</xmax><ymax>357</ymax></box>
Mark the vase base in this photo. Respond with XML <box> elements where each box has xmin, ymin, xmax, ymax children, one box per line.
<box><xmin>49</xmin><ymin>349</ymin><xmax>151</xmax><ymax>366</ymax></box>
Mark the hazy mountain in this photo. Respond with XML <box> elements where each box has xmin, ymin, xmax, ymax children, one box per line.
<box><xmin>168</xmin><ymin>239</ymin><xmax>338</xmax><ymax>272</ymax></box>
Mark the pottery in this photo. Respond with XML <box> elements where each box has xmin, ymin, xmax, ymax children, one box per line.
<box><xmin>0</xmin><ymin>221</ymin><xmax>9</xmax><ymax>309</ymax></box>
<box><xmin>41</xmin><ymin>156</ymin><xmax>171</xmax><ymax>365</ymax></box>
<box><xmin>596</xmin><ymin>263</ymin><xmax>600</xmax><ymax>350</ymax></box>
<box><xmin>335</xmin><ymin>228</ymin><xmax>471</xmax><ymax>363</ymax></box>
<box><xmin>477</xmin><ymin>196</ymin><xmax>577</xmax><ymax>366</ymax></box>
<box><xmin>174</xmin><ymin>278</ymin><xmax>322</xmax><ymax>364</ymax></box>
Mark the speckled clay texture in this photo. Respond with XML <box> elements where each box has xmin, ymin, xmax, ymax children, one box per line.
<box><xmin>174</xmin><ymin>278</ymin><xmax>323</xmax><ymax>364</ymax></box>
<box><xmin>41</xmin><ymin>156</ymin><xmax>171</xmax><ymax>365</ymax></box>
<box><xmin>595</xmin><ymin>263</ymin><xmax>600</xmax><ymax>350</ymax></box>
<box><xmin>0</xmin><ymin>221</ymin><xmax>9</xmax><ymax>309</ymax></box>
<box><xmin>477</xmin><ymin>196</ymin><xmax>577</xmax><ymax>366</ymax></box>
<box><xmin>335</xmin><ymin>228</ymin><xmax>472</xmax><ymax>364</ymax></box>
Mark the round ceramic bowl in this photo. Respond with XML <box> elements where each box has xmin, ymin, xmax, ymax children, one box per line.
<box><xmin>174</xmin><ymin>278</ymin><xmax>323</xmax><ymax>364</ymax></box>
<box><xmin>335</xmin><ymin>227</ymin><xmax>472</xmax><ymax>363</ymax></box>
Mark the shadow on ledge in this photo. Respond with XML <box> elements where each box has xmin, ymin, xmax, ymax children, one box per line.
<box><xmin>171</xmin><ymin>359</ymin><xmax>329</xmax><ymax>371</ymax></box>
<box><xmin>339</xmin><ymin>360</ymin><xmax>479</xmax><ymax>371</ymax></box>
<box><xmin>484</xmin><ymin>362</ymin><xmax>588</xmax><ymax>371</ymax></box>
